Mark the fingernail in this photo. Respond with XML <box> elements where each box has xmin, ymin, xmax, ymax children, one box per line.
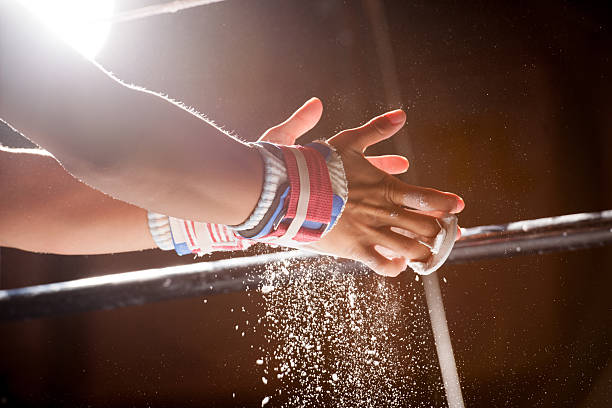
<box><xmin>456</xmin><ymin>226</ymin><xmax>462</xmax><ymax>240</ymax></box>
<box><xmin>384</xmin><ymin>109</ymin><xmax>405</xmax><ymax>125</ymax></box>
<box><xmin>455</xmin><ymin>196</ymin><xmax>465</xmax><ymax>213</ymax></box>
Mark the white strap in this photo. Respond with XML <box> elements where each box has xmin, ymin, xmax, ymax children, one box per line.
<box><xmin>276</xmin><ymin>148</ymin><xmax>310</xmax><ymax>245</ymax></box>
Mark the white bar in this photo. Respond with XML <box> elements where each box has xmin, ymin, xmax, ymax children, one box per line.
<box><xmin>423</xmin><ymin>271</ymin><xmax>466</xmax><ymax>408</ymax></box>
<box><xmin>94</xmin><ymin>0</ymin><xmax>228</xmax><ymax>24</ymax></box>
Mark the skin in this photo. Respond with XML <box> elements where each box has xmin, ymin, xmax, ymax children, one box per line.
<box><xmin>0</xmin><ymin>146</ymin><xmax>155</xmax><ymax>255</ymax></box>
<box><xmin>0</xmin><ymin>3</ymin><xmax>464</xmax><ymax>277</ymax></box>
<box><xmin>0</xmin><ymin>99</ymin><xmax>410</xmax><ymax>255</ymax></box>
<box><xmin>263</xmin><ymin>99</ymin><xmax>465</xmax><ymax>276</ymax></box>
<box><xmin>1</xmin><ymin>99</ymin><xmax>462</xmax><ymax>277</ymax></box>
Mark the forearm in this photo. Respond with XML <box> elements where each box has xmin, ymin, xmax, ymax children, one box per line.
<box><xmin>0</xmin><ymin>147</ymin><xmax>155</xmax><ymax>255</ymax></box>
<box><xmin>0</xmin><ymin>2</ymin><xmax>262</xmax><ymax>225</ymax></box>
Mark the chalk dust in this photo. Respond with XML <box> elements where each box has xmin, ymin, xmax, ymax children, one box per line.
<box><xmin>255</xmin><ymin>256</ymin><xmax>446</xmax><ymax>407</ymax></box>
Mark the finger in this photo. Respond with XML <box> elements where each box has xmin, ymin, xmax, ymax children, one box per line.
<box><xmin>370</xmin><ymin>228</ymin><xmax>432</xmax><ymax>263</ymax></box>
<box><xmin>361</xmin><ymin>205</ymin><xmax>441</xmax><ymax>238</ymax></box>
<box><xmin>390</xmin><ymin>226</ymin><xmax>435</xmax><ymax>247</ymax></box>
<box><xmin>329</xmin><ymin>109</ymin><xmax>406</xmax><ymax>153</ymax></box>
<box><xmin>365</xmin><ymin>155</ymin><xmax>409</xmax><ymax>174</ymax></box>
<box><xmin>375</xmin><ymin>245</ymin><xmax>402</xmax><ymax>261</ymax></box>
<box><xmin>392</xmin><ymin>211</ymin><xmax>463</xmax><ymax>242</ymax></box>
<box><xmin>357</xmin><ymin>245</ymin><xmax>407</xmax><ymax>277</ymax></box>
<box><xmin>386</xmin><ymin>177</ymin><xmax>464</xmax><ymax>214</ymax></box>
<box><xmin>258</xmin><ymin>97</ymin><xmax>323</xmax><ymax>145</ymax></box>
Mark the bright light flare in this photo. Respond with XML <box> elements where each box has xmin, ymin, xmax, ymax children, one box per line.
<box><xmin>20</xmin><ymin>0</ymin><xmax>115</xmax><ymax>59</ymax></box>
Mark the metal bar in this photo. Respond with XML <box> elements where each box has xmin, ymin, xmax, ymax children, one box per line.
<box><xmin>99</xmin><ymin>0</ymin><xmax>228</xmax><ymax>24</ymax></box>
<box><xmin>423</xmin><ymin>272</ymin><xmax>465</xmax><ymax>408</ymax></box>
<box><xmin>450</xmin><ymin>209</ymin><xmax>612</xmax><ymax>263</ymax></box>
<box><xmin>0</xmin><ymin>250</ymin><xmax>321</xmax><ymax>321</ymax></box>
<box><xmin>1</xmin><ymin>210</ymin><xmax>611</xmax><ymax>321</ymax></box>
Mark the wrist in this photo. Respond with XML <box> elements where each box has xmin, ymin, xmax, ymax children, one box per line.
<box><xmin>230</xmin><ymin>143</ymin><xmax>288</xmax><ymax>231</ymax></box>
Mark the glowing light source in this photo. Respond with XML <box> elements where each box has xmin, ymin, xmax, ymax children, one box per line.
<box><xmin>20</xmin><ymin>0</ymin><xmax>115</xmax><ymax>59</ymax></box>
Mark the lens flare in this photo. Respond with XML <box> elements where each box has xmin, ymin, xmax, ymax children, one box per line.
<box><xmin>20</xmin><ymin>0</ymin><xmax>115</xmax><ymax>59</ymax></box>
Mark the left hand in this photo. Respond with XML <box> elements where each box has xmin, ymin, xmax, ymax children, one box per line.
<box><xmin>259</xmin><ymin>97</ymin><xmax>411</xmax><ymax>175</ymax></box>
<box><xmin>308</xmin><ymin>109</ymin><xmax>464</xmax><ymax>276</ymax></box>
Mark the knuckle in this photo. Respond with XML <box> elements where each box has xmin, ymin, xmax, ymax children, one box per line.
<box><xmin>381</xmin><ymin>175</ymin><xmax>398</xmax><ymax>204</ymax></box>
<box><xmin>293</xmin><ymin>112</ymin><xmax>307</xmax><ymax>124</ymax></box>
<box><xmin>371</xmin><ymin>205</ymin><xmax>391</xmax><ymax>223</ymax></box>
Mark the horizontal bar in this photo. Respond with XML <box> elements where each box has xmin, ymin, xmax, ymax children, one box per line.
<box><xmin>0</xmin><ymin>250</ymin><xmax>321</xmax><ymax>321</ymax></box>
<box><xmin>1</xmin><ymin>210</ymin><xmax>611</xmax><ymax>321</ymax></box>
<box><xmin>95</xmin><ymin>0</ymin><xmax>227</xmax><ymax>24</ymax></box>
<box><xmin>450</xmin><ymin>209</ymin><xmax>612</xmax><ymax>262</ymax></box>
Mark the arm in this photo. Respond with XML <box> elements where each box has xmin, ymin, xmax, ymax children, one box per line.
<box><xmin>0</xmin><ymin>3</ymin><xmax>464</xmax><ymax>276</ymax></box>
<box><xmin>0</xmin><ymin>2</ymin><xmax>261</xmax><ymax>225</ymax></box>
<box><xmin>0</xmin><ymin>98</ymin><xmax>324</xmax><ymax>255</ymax></box>
<box><xmin>0</xmin><ymin>146</ymin><xmax>155</xmax><ymax>254</ymax></box>
<box><xmin>0</xmin><ymin>99</ymin><xmax>410</xmax><ymax>256</ymax></box>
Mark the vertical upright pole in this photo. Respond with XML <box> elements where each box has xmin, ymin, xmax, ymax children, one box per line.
<box><xmin>423</xmin><ymin>272</ymin><xmax>466</xmax><ymax>408</ymax></box>
<box><xmin>363</xmin><ymin>1</ymin><xmax>466</xmax><ymax>405</ymax></box>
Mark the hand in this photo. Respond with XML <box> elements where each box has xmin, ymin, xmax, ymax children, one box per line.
<box><xmin>259</xmin><ymin>97</ymin><xmax>411</xmax><ymax>175</ymax></box>
<box><xmin>259</xmin><ymin>99</ymin><xmax>464</xmax><ymax>277</ymax></box>
<box><xmin>308</xmin><ymin>109</ymin><xmax>464</xmax><ymax>277</ymax></box>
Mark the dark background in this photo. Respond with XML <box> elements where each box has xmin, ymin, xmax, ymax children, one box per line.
<box><xmin>1</xmin><ymin>0</ymin><xmax>611</xmax><ymax>406</ymax></box>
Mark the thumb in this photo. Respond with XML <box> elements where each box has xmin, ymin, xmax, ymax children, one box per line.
<box><xmin>259</xmin><ymin>97</ymin><xmax>323</xmax><ymax>145</ymax></box>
